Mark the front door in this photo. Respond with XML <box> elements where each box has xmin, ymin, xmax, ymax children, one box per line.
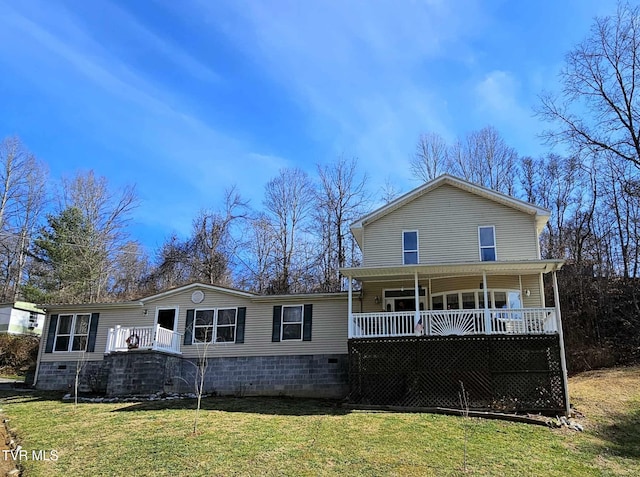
<box><xmin>157</xmin><ymin>308</ymin><xmax>177</xmax><ymax>331</ymax></box>
<box><xmin>394</xmin><ymin>298</ymin><xmax>416</xmax><ymax>312</ymax></box>
<box><xmin>384</xmin><ymin>293</ymin><xmax>425</xmax><ymax>311</ymax></box>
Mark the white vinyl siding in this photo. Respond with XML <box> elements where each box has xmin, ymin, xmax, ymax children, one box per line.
<box><xmin>40</xmin><ymin>308</ymin><xmax>142</xmax><ymax>362</ymax></box>
<box><xmin>39</xmin><ymin>288</ymin><xmax>349</xmax><ymax>363</ymax></box>
<box><xmin>362</xmin><ymin>184</ymin><xmax>540</xmax><ymax>267</ymax></box>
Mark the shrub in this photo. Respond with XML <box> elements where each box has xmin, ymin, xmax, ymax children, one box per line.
<box><xmin>0</xmin><ymin>334</ymin><xmax>40</xmax><ymax>375</ymax></box>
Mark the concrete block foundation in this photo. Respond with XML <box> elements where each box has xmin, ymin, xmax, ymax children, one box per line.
<box><xmin>36</xmin><ymin>352</ymin><xmax>349</xmax><ymax>399</ymax></box>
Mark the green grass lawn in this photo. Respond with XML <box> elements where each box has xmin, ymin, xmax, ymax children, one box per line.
<box><xmin>1</xmin><ymin>366</ymin><xmax>639</xmax><ymax>477</ymax></box>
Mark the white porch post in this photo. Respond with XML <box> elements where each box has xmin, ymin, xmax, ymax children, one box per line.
<box><xmin>483</xmin><ymin>271</ymin><xmax>490</xmax><ymax>334</ymax></box>
<box><xmin>153</xmin><ymin>323</ymin><xmax>160</xmax><ymax>351</ymax></box>
<box><xmin>553</xmin><ymin>270</ymin><xmax>571</xmax><ymax>416</ymax></box>
<box><xmin>518</xmin><ymin>275</ymin><xmax>523</xmax><ymax>305</ymax></box>
<box><xmin>348</xmin><ymin>276</ymin><xmax>353</xmax><ymax>339</ymax></box>
<box><xmin>414</xmin><ymin>271</ymin><xmax>420</xmax><ymax>335</ymax></box>
<box><xmin>106</xmin><ymin>328</ymin><xmax>114</xmax><ymax>353</ymax></box>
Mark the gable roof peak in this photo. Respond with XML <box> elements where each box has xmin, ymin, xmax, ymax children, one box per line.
<box><xmin>352</xmin><ymin>173</ymin><xmax>550</xmax><ymax>232</ymax></box>
<box><xmin>140</xmin><ymin>282</ymin><xmax>257</xmax><ymax>303</ymax></box>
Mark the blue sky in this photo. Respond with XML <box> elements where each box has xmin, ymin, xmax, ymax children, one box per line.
<box><xmin>0</xmin><ymin>0</ymin><xmax>618</xmax><ymax>252</ymax></box>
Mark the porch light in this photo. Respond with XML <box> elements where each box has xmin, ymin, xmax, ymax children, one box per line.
<box><xmin>374</xmin><ymin>296</ymin><xmax>380</xmax><ymax>304</ymax></box>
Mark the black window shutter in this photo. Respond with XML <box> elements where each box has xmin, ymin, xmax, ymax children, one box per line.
<box><xmin>44</xmin><ymin>314</ymin><xmax>58</xmax><ymax>353</ymax></box>
<box><xmin>235</xmin><ymin>307</ymin><xmax>246</xmax><ymax>343</ymax></box>
<box><xmin>272</xmin><ymin>306</ymin><xmax>282</xmax><ymax>342</ymax></box>
<box><xmin>184</xmin><ymin>309</ymin><xmax>195</xmax><ymax>345</ymax></box>
<box><xmin>87</xmin><ymin>313</ymin><xmax>100</xmax><ymax>352</ymax></box>
<box><xmin>303</xmin><ymin>304</ymin><xmax>313</xmax><ymax>341</ymax></box>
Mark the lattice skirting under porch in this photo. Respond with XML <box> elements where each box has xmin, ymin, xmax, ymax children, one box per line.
<box><xmin>348</xmin><ymin>335</ymin><xmax>566</xmax><ymax>413</ymax></box>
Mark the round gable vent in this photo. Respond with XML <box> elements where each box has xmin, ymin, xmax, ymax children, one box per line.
<box><xmin>191</xmin><ymin>290</ymin><xmax>205</xmax><ymax>304</ymax></box>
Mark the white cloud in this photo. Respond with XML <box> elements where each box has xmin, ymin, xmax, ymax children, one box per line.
<box><xmin>0</xmin><ymin>1</ymin><xmax>272</xmax><ymax>237</ymax></box>
<box><xmin>473</xmin><ymin>69</ymin><xmax>549</xmax><ymax>156</ymax></box>
<box><xmin>192</xmin><ymin>0</ymin><xmax>488</xmax><ymax>189</ymax></box>
<box><xmin>475</xmin><ymin>70</ymin><xmax>521</xmax><ymax>114</ymax></box>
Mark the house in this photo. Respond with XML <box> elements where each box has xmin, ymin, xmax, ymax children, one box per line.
<box><xmin>0</xmin><ymin>302</ymin><xmax>45</xmax><ymax>336</ymax></box>
<box><xmin>340</xmin><ymin>174</ymin><xmax>567</xmax><ymax>413</ymax></box>
<box><xmin>34</xmin><ymin>285</ymin><xmax>350</xmax><ymax>398</ymax></box>
<box><xmin>33</xmin><ymin>174</ymin><xmax>568</xmax><ymax>414</ymax></box>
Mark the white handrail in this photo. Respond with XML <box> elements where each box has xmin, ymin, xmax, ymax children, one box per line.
<box><xmin>349</xmin><ymin>308</ymin><xmax>557</xmax><ymax>338</ymax></box>
<box><xmin>351</xmin><ymin>311</ymin><xmax>415</xmax><ymax>338</ymax></box>
<box><xmin>106</xmin><ymin>325</ymin><xmax>182</xmax><ymax>354</ymax></box>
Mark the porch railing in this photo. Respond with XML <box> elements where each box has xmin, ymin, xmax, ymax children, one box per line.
<box><xmin>349</xmin><ymin>308</ymin><xmax>558</xmax><ymax>339</ymax></box>
<box><xmin>106</xmin><ymin>324</ymin><xmax>182</xmax><ymax>355</ymax></box>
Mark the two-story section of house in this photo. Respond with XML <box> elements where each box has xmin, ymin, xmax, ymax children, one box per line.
<box><xmin>341</xmin><ymin>174</ymin><xmax>569</xmax><ymax>414</ymax></box>
<box><xmin>33</xmin><ymin>174</ymin><xmax>569</xmax><ymax>414</ymax></box>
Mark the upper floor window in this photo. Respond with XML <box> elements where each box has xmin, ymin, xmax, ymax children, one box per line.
<box><xmin>403</xmin><ymin>230</ymin><xmax>419</xmax><ymax>264</ymax></box>
<box><xmin>478</xmin><ymin>226</ymin><xmax>496</xmax><ymax>261</ymax></box>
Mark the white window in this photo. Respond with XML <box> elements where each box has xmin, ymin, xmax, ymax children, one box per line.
<box><xmin>403</xmin><ymin>230</ymin><xmax>419</xmax><ymax>264</ymax></box>
<box><xmin>216</xmin><ymin>309</ymin><xmax>237</xmax><ymax>342</ymax></box>
<box><xmin>479</xmin><ymin>226</ymin><xmax>496</xmax><ymax>261</ymax></box>
<box><xmin>28</xmin><ymin>312</ymin><xmax>39</xmax><ymax>329</ymax></box>
<box><xmin>281</xmin><ymin>305</ymin><xmax>303</xmax><ymax>340</ymax></box>
<box><xmin>193</xmin><ymin>308</ymin><xmax>237</xmax><ymax>343</ymax></box>
<box><xmin>430</xmin><ymin>289</ymin><xmax>521</xmax><ymax>311</ymax></box>
<box><xmin>54</xmin><ymin>314</ymin><xmax>90</xmax><ymax>352</ymax></box>
<box><xmin>383</xmin><ymin>288</ymin><xmax>427</xmax><ymax>311</ymax></box>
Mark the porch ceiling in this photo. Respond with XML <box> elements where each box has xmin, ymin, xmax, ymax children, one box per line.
<box><xmin>340</xmin><ymin>259</ymin><xmax>564</xmax><ymax>281</ymax></box>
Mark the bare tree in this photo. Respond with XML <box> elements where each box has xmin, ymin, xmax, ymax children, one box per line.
<box><xmin>410</xmin><ymin>132</ymin><xmax>450</xmax><ymax>182</ymax></box>
<box><xmin>65</xmin><ymin>171</ymin><xmax>138</xmax><ymax>300</ymax></box>
<box><xmin>600</xmin><ymin>154</ymin><xmax>640</xmax><ymax>278</ymax></box>
<box><xmin>314</xmin><ymin>157</ymin><xmax>369</xmax><ymax>291</ymax></box>
<box><xmin>519</xmin><ymin>156</ymin><xmax>538</xmax><ymax>203</ymax></box>
<box><xmin>148</xmin><ymin>187</ymin><xmax>248</xmax><ymax>290</ymax></box>
<box><xmin>190</xmin><ymin>340</ymin><xmax>212</xmax><ymax>435</ymax></box>
<box><xmin>74</xmin><ymin>350</ymin><xmax>88</xmax><ymax>412</ymax></box>
<box><xmin>538</xmin><ymin>2</ymin><xmax>640</xmax><ymax>170</ymax></box>
<box><xmin>410</xmin><ymin>127</ymin><xmax>519</xmax><ymax>194</ymax></box>
<box><xmin>236</xmin><ymin>214</ymin><xmax>277</xmax><ymax>294</ymax></box>
<box><xmin>263</xmin><ymin>168</ymin><xmax>314</xmax><ymax>294</ymax></box>
<box><xmin>533</xmin><ymin>154</ymin><xmax>585</xmax><ymax>259</ymax></box>
<box><xmin>451</xmin><ymin>126</ymin><xmax>519</xmax><ymax>195</ymax></box>
<box><xmin>28</xmin><ymin>171</ymin><xmax>138</xmax><ymax>303</ymax></box>
<box><xmin>147</xmin><ymin>234</ymin><xmax>192</xmax><ymax>291</ymax></box>
<box><xmin>380</xmin><ymin>176</ymin><xmax>401</xmax><ymax>204</ymax></box>
<box><xmin>188</xmin><ymin>187</ymin><xmax>248</xmax><ymax>286</ymax></box>
<box><xmin>0</xmin><ymin>137</ymin><xmax>48</xmax><ymax>301</ymax></box>
<box><xmin>111</xmin><ymin>241</ymin><xmax>151</xmax><ymax>299</ymax></box>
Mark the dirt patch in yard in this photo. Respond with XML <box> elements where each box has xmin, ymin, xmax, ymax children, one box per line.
<box><xmin>1</xmin><ymin>414</ymin><xmax>19</xmax><ymax>476</ymax></box>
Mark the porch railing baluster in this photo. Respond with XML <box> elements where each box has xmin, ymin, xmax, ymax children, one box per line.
<box><xmin>348</xmin><ymin>308</ymin><xmax>559</xmax><ymax>339</ymax></box>
<box><xmin>105</xmin><ymin>325</ymin><xmax>183</xmax><ymax>354</ymax></box>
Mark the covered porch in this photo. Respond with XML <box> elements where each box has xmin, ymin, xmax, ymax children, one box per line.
<box><xmin>341</xmin><ymin>260</ymin><xmax>565</xmax><ymax>339</ymax></box>
<box><xmin>342</xmin><ymin>259</ymin><xmax>570</xmax><ymax>414</ymax></box>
